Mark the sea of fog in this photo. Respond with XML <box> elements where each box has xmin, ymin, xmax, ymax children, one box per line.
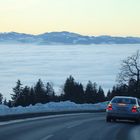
<box><xmin>0</xmin><ymin>44</ymin><xmax>140</xmax><ymax>99</ymax></box>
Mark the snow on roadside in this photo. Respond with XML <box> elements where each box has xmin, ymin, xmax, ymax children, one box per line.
<box><xmin>0</xmin><ymin>101</ymin><xmax>108</xmax><ymax>116</ymax></box>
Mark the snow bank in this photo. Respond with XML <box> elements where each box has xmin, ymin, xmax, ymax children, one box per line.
<box><xmin>0</xmin><ymin>101</ymin><xmax>108</xmax><ymax>116</ymax></box>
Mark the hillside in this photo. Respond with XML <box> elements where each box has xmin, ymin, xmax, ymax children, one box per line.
<box><xmin>0</xmin><ymin>31</ymin><xmax>140</xmax><ymax>45</ymax></box>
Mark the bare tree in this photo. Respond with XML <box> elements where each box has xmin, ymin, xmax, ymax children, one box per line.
<box><xmin>117</xmin><ymin>50</ymin><xmax>140</xmax><ymax>87</ymax></box>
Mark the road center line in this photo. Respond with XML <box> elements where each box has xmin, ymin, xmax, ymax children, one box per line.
<box><xmin>67</xmin><ymin>122</ymin><xmax>83</xmax><ymax>129</ymax></box>
<box><xmin>41</xmin><ymin>134</ymin><xmax>54</xmax><ymax>140</ymax></box>
<box><xmin>66</xmin><ymin>117</ymin><xmax>103</xmax><ymax>129</ymax></box>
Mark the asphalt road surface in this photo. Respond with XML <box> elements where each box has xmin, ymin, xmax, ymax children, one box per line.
<box><xmin>0</xmin><ymin>113</ymin><xmax>140</xmax><ymax>140</ymax></box>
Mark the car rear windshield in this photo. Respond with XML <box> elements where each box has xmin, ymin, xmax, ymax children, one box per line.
<box><xmin>112</xmin><ymin>98</ymin><xmax>136</xmax><ymax>104</ymax></box>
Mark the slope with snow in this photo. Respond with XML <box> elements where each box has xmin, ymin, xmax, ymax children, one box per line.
<box><xmin>0</xmin><ymin>101</ymin><xmax>108</xmax><ymax>116</ymax></box>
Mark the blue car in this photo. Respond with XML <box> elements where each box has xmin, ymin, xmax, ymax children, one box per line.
<box><xmin>106</xmin><ymin>96</ymin><xmax>140</xmax><ymax>123</ymax></box>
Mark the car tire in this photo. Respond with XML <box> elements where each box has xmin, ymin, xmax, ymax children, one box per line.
<box><xmin>106</xmin><ymin>116</ymin><xmax>111</xmax><ymax>122</ymax></box>
<box><xmin>135</xmin><ymin>118</ymin><xmax>140</xmax><ymax>124</ymax></box>
<box><xmin>112</xmin><ymin>118</ymin><xmax>116</xmax><ymax>122</ymax></box>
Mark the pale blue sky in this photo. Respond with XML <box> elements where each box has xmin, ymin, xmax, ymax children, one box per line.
<box><xmin>0</xmin><ymin>0</ymin><xmax>140</xmax><ymax>36</ymax></box>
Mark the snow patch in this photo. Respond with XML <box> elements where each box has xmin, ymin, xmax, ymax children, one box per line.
<box><xmin>0</xmin><ymin>101</ymin><xmax>108</xmax><ymax>116</ymax></box>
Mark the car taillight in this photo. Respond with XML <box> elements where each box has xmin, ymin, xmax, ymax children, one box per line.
<box><xmin>132</xmin><ymin>106</ymin><xmax>137</xmax><ymax>113</ymax></box>
<box><xmin>107</xmin><ymin>104</ymin><xmax>112</xmax><ymax>111</ymax></box>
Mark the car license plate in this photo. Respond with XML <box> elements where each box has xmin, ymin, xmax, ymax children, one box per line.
<box><xmin>118</xmin><ymin>103</ymin><xmax>126</xmax><ymax>106</ymax></box>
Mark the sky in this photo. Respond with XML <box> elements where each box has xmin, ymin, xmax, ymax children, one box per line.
<box><xmin>0</xmin><ymin>0</ymin><xmax>140</xmax><ymax>36</ymax></box>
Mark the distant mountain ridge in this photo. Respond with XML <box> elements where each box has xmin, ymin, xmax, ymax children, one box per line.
<box><xmin>0</xmin><ymin>31</ymin><xmax>140</xmax><ymax>45</ymax></box>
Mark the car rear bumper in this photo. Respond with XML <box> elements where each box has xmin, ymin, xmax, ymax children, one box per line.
<box><xmin>106</xmin><ymin>112</ymin><xmax>140</xmax><ymax>120</ymax></box>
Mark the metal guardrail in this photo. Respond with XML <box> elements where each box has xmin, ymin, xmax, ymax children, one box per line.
<box><xmin>0</xmin><ymin>109</ymin><xmax>106</xmax><ymax>122</ymax></box>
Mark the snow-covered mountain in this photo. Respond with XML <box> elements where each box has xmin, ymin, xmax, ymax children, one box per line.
<box><xmin>0</xmin><ymin>31</ymin><xmax>140</xmax><ymax>44</ymax></box>
<box><xmin>0</xmin><ymin>32</ymin><xmax>35</xmax><ymax>43</ymax></box>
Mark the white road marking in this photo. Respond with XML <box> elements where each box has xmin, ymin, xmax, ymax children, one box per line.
<box><xmin>67</xmin><ymin>122</ymin><xmax>83</xmax><ymax>128</ymax></box>
<box><xmin>41</xmin><ymin>134</ymin><xmax>54</xmax><ymax>140</ymax></box>
<box><xmin>0</xmin><ymin>113</ymin><xmax>93</xmax><ymax>126</ymax></box>
<box><xmin>66</xmin><ymin>117</ymin><xmax>103</xmax><ymax>129</ymax></box>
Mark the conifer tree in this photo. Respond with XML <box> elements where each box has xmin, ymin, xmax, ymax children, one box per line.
<box><xmin>46</xmin><ymin>82</ymin><xmax>55</xmax><ymax>102</ymax></box>
<box><xmin>0</xmin><ymin>93</ymin><xmax>3</xmax><ymax>104</ymax></box>
<box><xmin>34</xmin><ymin>79</ymin><xmax>46</xmax><ymax>104</ymax></box>
<box><xmin>11</xmin><ymin>80</ymin><xmax>23</xmax><ymax>106</ymax></box>
<box><xmin>97</xmin><ymin>86</ymin><xmax>105</xmax><ymax>102</ymax></box>
<box><xmin>63</xmin><ymin>76</ymin><xmax>84</xmax><ymax>103</ymax></box>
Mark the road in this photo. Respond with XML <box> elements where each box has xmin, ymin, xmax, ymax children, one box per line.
<box><xmin>0</xmin><ymin>112</ymin><xmax>140</xmax><ymax>140</ymax></box>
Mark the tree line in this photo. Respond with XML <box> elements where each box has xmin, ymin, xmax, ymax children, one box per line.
<box><xmin>0</xmin><ymin>76</ymin><xmax>106</xmax><ymax>107</ymax></box>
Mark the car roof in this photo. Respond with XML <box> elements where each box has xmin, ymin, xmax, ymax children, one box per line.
<box><xmin>112</xmin><ymin>96</ymin><xmax>137</xmax><ymax>100</ymax></box>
